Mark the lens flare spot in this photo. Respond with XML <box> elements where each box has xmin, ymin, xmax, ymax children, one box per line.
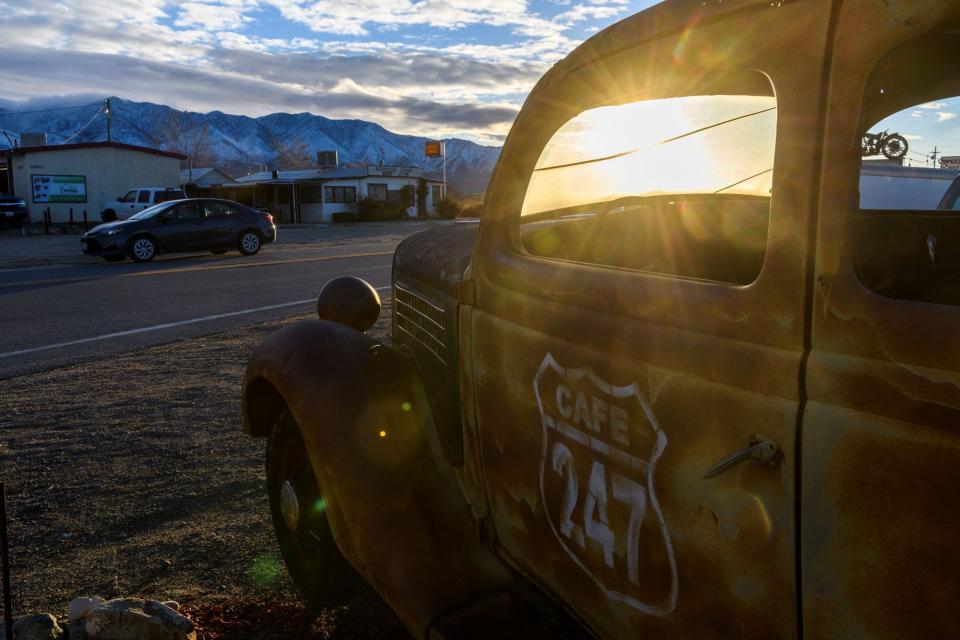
<box><xmin>313</xmin><ymin>498</ymin><xmax>327</xmax><ymax>514</ymax></box>
<box><xmin>379</xmin><ymin>430</ymin><xmax>388</xmax><ymax>439</ymax></box>
<box><xmin>401</xmin><ymin>402</ymin><xmax>412</xmax><ymax>412</ymax></box>
<box><xmin>249</xmin><ymin>553</ymin><xmax>282</xmax><ymax>588</ymax></box>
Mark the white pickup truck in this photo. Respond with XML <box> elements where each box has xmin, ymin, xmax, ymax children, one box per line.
<box><xmin>101</xmin><ymin>187</ymin><xmax>186</xmax><ymax>221</ymax></box>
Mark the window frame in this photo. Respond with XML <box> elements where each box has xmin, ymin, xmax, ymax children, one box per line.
<box><xmin>515</xmin><ymin>81</ymin><xmax>778</xmax><ymax>288</ymax></box>
<box><xmin>472</xmin><ymin>33</ymin><xmax>821</xmax><ymax>348</ymax></box>
<box><xmin>841</xmin><ymin>31</ymin><xmax>960</xmax><ymax>307</ymax></box>
<box><xmin>368</xmin><ymin>183</ymin><xmax>388</xmax><ymax>201</ymax></box>
<box><xmin>173</xmin><ymin>200</ymin><xmax>202</xmax><ymax>220</ymax></box>
<box><xmin>324</xmin><ymin>186</ymin><xmax>357</xmax><ymax>203</ymax></box>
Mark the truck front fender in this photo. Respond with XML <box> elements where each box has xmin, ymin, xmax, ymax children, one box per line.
<box><xmin>242</xmin><ymin>319</ymin><xmax>515</xmax><ymax>636</ymax></box>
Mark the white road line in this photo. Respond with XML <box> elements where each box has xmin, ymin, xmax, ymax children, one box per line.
<box><xmin>0</xmin><ymin>285</ymin><xmax>391</xmax><ymax>360</ymax></box>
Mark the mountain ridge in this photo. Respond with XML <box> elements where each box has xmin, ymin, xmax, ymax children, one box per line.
<box><xmin>0</xmin><ymin>97</ymin><xmax>501</xmax><ymax>192</ymax></box>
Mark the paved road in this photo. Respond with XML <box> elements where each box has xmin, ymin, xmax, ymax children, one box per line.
<box><xmin>0</xmin><ymin>226</ymin><xmax>423</xmax><ymax>379</ymax></box>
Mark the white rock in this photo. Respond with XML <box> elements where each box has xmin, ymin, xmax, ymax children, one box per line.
<box><xmin>70</xmin><ymin>598</ymin><xmax>195</xmax><ymax>640</ymax></box>
<box><xmin>69</xmin><ymin>597</ymin><xmax>105</xmax><ymax>624</ymax></box>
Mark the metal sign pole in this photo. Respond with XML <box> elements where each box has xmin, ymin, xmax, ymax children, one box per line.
<box><xmin>442</xmin><ymin>140</ymin><xmax>447</xmax><ymax>199</ymax></box>
<box><xmin>1</xmin><ymin>483</ymin><xmax>12</xmax><ymax>640</ymax></box>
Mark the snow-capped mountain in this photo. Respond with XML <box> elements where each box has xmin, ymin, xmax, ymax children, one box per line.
<box><xmin>0</xmin><ymin>97</ymin><xmax>501</xmax><ymax>192</ymax></box>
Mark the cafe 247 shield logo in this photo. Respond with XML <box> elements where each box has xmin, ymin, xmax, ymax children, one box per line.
<box><xmin>534</xmin><ymin>353</ymin><xmax>678</xmax><ymax>616</ymax></box>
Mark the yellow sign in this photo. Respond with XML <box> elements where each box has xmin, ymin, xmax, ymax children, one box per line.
<box><xmin>424</xmin><ymin>140</ymin><xmax>444</xmax><ymax>157</ymax></box>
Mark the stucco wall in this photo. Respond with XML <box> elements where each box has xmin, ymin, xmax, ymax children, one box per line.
<box><xmin>10</xmin><ymin>147</ymin><xmax>181</xmax><ymax>223</ymax></box>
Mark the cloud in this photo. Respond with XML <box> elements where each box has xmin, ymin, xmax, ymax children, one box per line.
<box><xmin>0</xmin><ymin>46</ymin><xmax>518</xmax><ymax>142</ymax></box>
<box><xmin>261</xmin><ymin>0</ymin><xmax>565</xmax><ymax>38</ymax></box>
<box><xmin>902</xmin><ymin>134</ymin><xmax>924</xmax><ymax>140</ymax></box>
<box><xmin>0</xmin><ymin>0</ymin><xmax>636</xmax><ymax>141</ymax></box>
<box><xmin>176</xmin><ymin>1</ymin><xmax>258</xmax><ymax>31</ymax></box>
<box><xmin>937</xmin><ymin>112</ymin><xmax>957</xmax><ymax>122</ymax></box>
<box><xmin>205</xmin><ymin>48</ymin><xmax>543</xmax><ymax>102</ymax></box>
<box><xmin>919</xmin><ymin>101</ymin><xmax>949</xmax><ymax>110</ymax></box>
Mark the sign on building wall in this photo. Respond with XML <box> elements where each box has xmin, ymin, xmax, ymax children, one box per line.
<box><xmin>940</xmin><ymin>156</ymin><xmax>960</xmax><ymax>170</ymax></box>
<box><xmin>367</xmin><ymin>165</ymin><xmax>422</xmax><ymax>178</ymax></box>
<box><xmin>31</xmin><ymin>174</ymin><xmax>87</xmax><ymax>203</ymax></box>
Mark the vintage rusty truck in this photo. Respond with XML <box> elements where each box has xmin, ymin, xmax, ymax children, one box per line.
<box><xmin>241</xmin><ymin>1</ymin><xmax>960</xmax><ymax>637</ymax></box>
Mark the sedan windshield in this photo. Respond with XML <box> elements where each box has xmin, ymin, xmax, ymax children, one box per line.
<box><xmin>129</xmin><ymin>201</ymin><xmax>176</xmax><ymax>220</ymax></box>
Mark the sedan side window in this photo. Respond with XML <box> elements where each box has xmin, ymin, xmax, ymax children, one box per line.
<box><xmin>520</xmin><ymin>71</ymin><xmax>776</xmax><ymax>286</ymax></box>
<box><xmin>204</xmin><ymin>202</ymin><xmax>238</xmax><ymax>217</ymax></box>
<box><xmin>173</xmin><ymin>201</ymin><xmax>202</xmax><ymax>220</ymax></box>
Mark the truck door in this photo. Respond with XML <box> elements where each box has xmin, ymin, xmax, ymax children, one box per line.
<box><xmin>135</xmin><ymin>189</ymin><xmax>152</xmax><ymax>213</ymax></box>
<box><xmin>465</xmin><ymin>4</ymin><xmax>833</xmax><ymax>637</ymax></box>
<box><xmin>804</xmin><ymin>4</ymin><xmax>960</xmax><ymax>637</ymax></box>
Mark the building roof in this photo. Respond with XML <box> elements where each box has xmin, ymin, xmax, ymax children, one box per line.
<box><xmin>4</xmin><ymin>141</ymin><xmax>187</xmax><ymax>160</ymax></box>
<box><xmin>236</xmin><ymin>167</ymin><xmax>368</xmax><ymax>183</ymax></box>
<box><xmin>235</xmin><ymin>165</ymin><xmax>443</xmax><ymax>184</ymax></box>
<box><xmin>861</xmin><ymin>163</ymin><xmax>959</xmax><ymax>179</ymax></box>
<box><xmin>180</xmin><ymin>167</ymin><xmax>235</xmax><ymax>184</ymax></box>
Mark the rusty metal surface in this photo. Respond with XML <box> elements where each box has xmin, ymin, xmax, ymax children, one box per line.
<box><xmin>242</xmin><ymin>320</ymin><xmax>516</xmax><ymax>636</ymax></box>
<box><xmin>392</xmin><ymin>223</ymin><xmax>479</xmax><ymax>298</ymax></box>
<box><xmin>465</xmin><ymin>1</ymin><xmax>832</xmax><ymax>637</ymax></box>
<box><xmin>391</xmin><ymin>225</ymin><xmax>481</xmax><ymax>468</ymax></box>
<box><xmin>240</xmin><ymin>2</ymin><xmax>960</xmax><ymax>638</ymax></box>
<box><xmin>806</xmin><ymin>2</ymin><xmax>960</xmax><ymax>637</ymax></box>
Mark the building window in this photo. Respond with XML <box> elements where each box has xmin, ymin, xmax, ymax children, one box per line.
<box><xmin>324</xmin><ymin>186</ymin><xmax>357</xmax><ymax>203</ymax></box>
<box><xmin>368</xmin><ymin>183</ymin><xmax>387</xmax><ymax>201</ymax></box>
<box><xmin>301</xmin><ymin>186</ymin><xmax>323</xmax><ymax>203</ymax></box>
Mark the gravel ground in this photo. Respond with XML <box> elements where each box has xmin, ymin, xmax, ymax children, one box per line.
<box><xmin>0</xmin><ymin>303</ymin><xmax>408</xmax><ymax>639</ymax></box>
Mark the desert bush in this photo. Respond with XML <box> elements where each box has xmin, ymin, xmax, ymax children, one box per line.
<box><xmin>459</xmin><ymin>203</ymin><xmax>482</xmax><ymax>218</ymax></box>
<box><xmin>436</xmin><ymin>197</ymin><xmax>461</xmax><ymax>219</ymax></box>
<box><xmin>357</xmin><ymin>197</ymin><xmax>405</xmax><ymax>221</ymax></box>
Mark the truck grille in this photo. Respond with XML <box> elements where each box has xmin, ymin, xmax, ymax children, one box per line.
<box><xmin>394</xmin><ymin>285</ymin><xmax>448</xmax><ymax>364</ymax></box>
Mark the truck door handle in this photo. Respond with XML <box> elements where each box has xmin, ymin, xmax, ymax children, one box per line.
<box><xmin>704</xmin><ymin>435</ymin><xmax>779</xmax><ymax>479</ymax></box>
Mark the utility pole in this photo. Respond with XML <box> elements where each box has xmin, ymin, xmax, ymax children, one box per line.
<box><xmin>104</xmin><ymin>98</ymin><xmax>111</xmax><ymax>143</ymax></box>
<box><xmin>441</xmin><ymin>139</ymin><xmax>447</xmax><ymax>199</ymax></box>
<box><xmin>930</xmin><ymin>146</ymin><xmax>940</xmax><ymax>168</ymax></box>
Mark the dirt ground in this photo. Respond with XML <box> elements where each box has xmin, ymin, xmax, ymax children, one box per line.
<box><xmin>0</xmin><ymin>303</ymin><xmax>409</xmax><ymax>639</ymax></box>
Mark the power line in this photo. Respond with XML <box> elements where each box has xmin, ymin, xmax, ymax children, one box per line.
<box><xmin>61</xmin><ymin>104</ymin><xmax>105</xmax><ymax>144</ymax></box>
<box><xmin>0</xmin><ymin>101</ymin><xmax>103</xmax><ymax>119</ymax></box>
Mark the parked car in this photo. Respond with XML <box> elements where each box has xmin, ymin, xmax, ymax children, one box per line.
<box><xmin>938</xmin><ymin>173</ymin><xmax>960</xmax><ymax>210</ymax></box>
<box><xmin>82</xmin><ymin>198</ymin><xmax>275</xmax><ymax>262</ymax></box>
<box><xmin>101</xmin><ymin>187</ymin><xmax>186</xmax><ymax>221</ymax></box>
<box><xmin>0</xmin><ymin>195</ymin><xmax>28</xmax><ymax>227</ymax></box>
<box><xmin>241</xmin><ymin>1</ymin><xmax>960</xmax><ymax>638</ymax></box>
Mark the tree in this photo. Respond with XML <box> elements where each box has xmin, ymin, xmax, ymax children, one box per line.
<box><xmin>146</xmin><ymin>110</ymin><xmax>215</xmax><ymax>170</ymax></box>
<box><xmin>270</xmin><ymin>135</ymin><xmax>314</xmax><ymax>170</ymax></box>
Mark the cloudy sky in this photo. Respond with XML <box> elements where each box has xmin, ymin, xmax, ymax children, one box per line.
<box><xmin>0</xmin><ymin>0</ymin><xmax>661</xmax><ymax>145</ymax></box>
<box><xmin>876</xmin><ymin>98</ymin><xmax>960</xmax><ymax>166</ymax></box>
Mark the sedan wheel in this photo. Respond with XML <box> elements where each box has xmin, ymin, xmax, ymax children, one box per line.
<box><xmin>239</xmin><ymin>230</ymin><xmax>262</xmax><ymax>256</ymax></box>
<box><xmin>129</xmin><ymin>236</ymin><xmax>157</xmax><ymax>263</ymax></box>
